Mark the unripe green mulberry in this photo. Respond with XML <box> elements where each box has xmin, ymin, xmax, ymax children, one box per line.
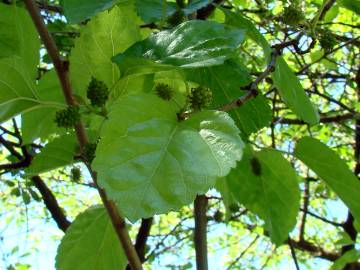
<box><xmin>282</xmin><ymin>5</ymin><xmax>305</xmax><ymax>26</ymax></box>
<box><xmin>87</xmin><ymin>77</ymin><xmax>109</xmax><ymax>107</ymax></box>
<box><xmin>71</xmin><ymin>167</ymin><xmax>81</xmax><ymax>182</ymax></box>
<box><xmin>189</xmin><ymin>86</ymin><xmax>212</xmax><ymax>111</ymax></box>
<box><xmin>213</xmin><ymin>210</ymin><xmax>223</xmax><ymax>222</ymax></box>
<box><xmin>83</xmin><ymin>142</ymin><xmax>97</xmax><ymax>163</ymax></box>
<box><xmin>167</xmin><ymin>9</ymin><xmax>185</xmax><ymax>26</ymax></box>
<box><xmin>54</xmin><ymin>106</ymin><xmax>80</xmax><ymax>128</ymax></box>
<box><xmin>318</xmin><ymin>29</ymin><xmax>337</xmax><ymax>52</ymax></box>
<box><xmin>155</xmin><ymin>83</ymin><xmax>174</xmax><ymax>100</ymax></box>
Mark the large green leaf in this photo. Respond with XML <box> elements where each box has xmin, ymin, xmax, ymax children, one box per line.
<box><xmin>0</xmin><ymin>58</ymin><xmax>63</xmax><ymax>123</ymax></box>
<box><xmin>70</xmin><ymin>4</ymin><xmax>141</xmax><ymax>98</ymax></box>
<box><xmin>56</xmin><ymin>206</ymin><xmax>127</xmax><ymax>270</ymax></box>
<box><xmin>113</xmin><ymin>20</ymin><xmax>245</xmax><ymax>68</ymax></box>
<box><xmin>294</xmin><ymin>137</ymin><xmax>360</xmax><ymax>222</ymax></box>
<box><xmin>26</xmin><ymin>134</ymin><xmax>78</xmax><ymax>176</ymax></box>
<box><xmin>93</xmin><ymin>93</ymin><xmax>244</xmax><ymax>221</ymax></box>
<box><xmin>0</xmin><ymin>4</ymin><xmax>40</xmax><ymax>78</ymax></box>
<box><xmin>338</xmin><ymin>0</ymin><xmax>360</xmax><ymax>15</ymax></box>
<box><xmin>226</xmin><ymin>147</ymin><xmax>300</xmax><ymax>245</ymax></box>
<box><xmin>22</xmin><ymin>70</ymin><xmax>65</xmax><ymax>144</ymax></box>
<box><xmin>272</xmin><ymin>57</ymin><xmax>319</xmax><ymax>125</ymax></box>
<box><xmin>63</xmin><ymin>0</ymin><xmax>118</xmax><ymax>23</ymax></box>
<box><xmin>185</xmin><ymin>60</ymin><xmax>272</xmax><ymax>136</ymax></box>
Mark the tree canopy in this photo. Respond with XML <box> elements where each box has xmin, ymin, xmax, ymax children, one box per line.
<box><xmin>0</xmin><ymin>0</ymin><xmax>359</xmax><ymax>269</ymax></box>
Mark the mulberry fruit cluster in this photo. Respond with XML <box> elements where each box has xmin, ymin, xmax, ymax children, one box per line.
<box><xmin>318</xmin><ymin>29</ymin><xmax>337</xmax><ymax>52</ymax></box>
<box><xmin>282</xmin><ymin>5</ymin><xmax>305</xmax><ymax>26</ymax></box>
<box><xmin>189</xmin><ymin>86</ymin><xmax>212</xmax><ymax>111</ymax></box>
<box><xmin>155</xmin><ymin>83</ymin><xmax>174</xmax><ymax>101</ymax></box>
<box><xmin>54</xmin><ymin>106</ymin><xmax>80</xmax><ymax>128</ymax></box>
<box><xmin>87</xmin><ymin>77</ymin><xmax>109</xmax><ymax>107</ymax></box>
<box><xmin>71</xmin><ymin>167</ymin><xmax>81</xmax><ymax>182</ymax></box>
<box><xmin>83</xmin><ymin>142</ymin><xmax>97</xmax><ymax>163</ymax></box>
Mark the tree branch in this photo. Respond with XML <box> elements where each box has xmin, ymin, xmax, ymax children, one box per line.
<box><xmin>194</xmin><ymin>195</ymin><xmax>208</xmax><ymax>270</ymax></box>
<box><xmin>274</xmin><ymin>113</ymin><xmax>354</xmax><ymax>125</ymax></box>
<box><xmin>288</xmin><ymin>238</ymin><xmax>339</xmax><ymax>261</ymax></box>
<box><xmin>31</xmin><ymin>175</ymin><xmax>71</xmax><ymax>232</ymax></box>
<box><xmin>126</xmin><ymin>217</ymin><xmax>153</xmax><ymax>269</ymax></box>
<box><xmin>217</xmin><ymin>49</ymin><xmax>279</xmax><ymax>111</ymax></box>
<box><xmin>23</xmin><ymin>1</ymin><xmax>142</xmax><ymax>268</ymax></box>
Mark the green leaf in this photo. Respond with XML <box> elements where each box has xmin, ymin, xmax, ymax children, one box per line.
<box><xmin>135</xmin><ymin>0</ymin><xmax>177</xmax><ymax>23</ymax></box>
<box><xmin>0</xmin><ymin>4</ymin><xmax>40</xmax><ymax>78</ymax></box>
<box><xmin>183</xmin><ymin>0</ymin><xmax>211</xmax><ymax>14</ymax></box>
<box><xmin>338</xmin><ymin>0</ymin><xmax>360</xmax><ymax>15</ymax></box>
<box><xmin>0</xmin><ymin>57</ymin><xmax>53</xmax><ymax>123</ymax></box>
<box><xmin>63</xmin><ymin>0</ymin><xmax>118</xmax><ymax>23</ymax></box>
<box><xmin>135</xmin><ymin>0</ymin><xmax>212</xmax><ymax>24</ymax></box>
<box><xmin>70</xmin><ymin>4</ymin><xmax>141</xmax><ymax>98</ymax></box>
<box><xmin>185</xmin><ymin>60</ymin><xmax>272</xmax><ymax>136</ymax></box>
<box><xmin>113</xmin><ymin>20</ymin><xmax>245</xmax><ymax>68</ymax></box>
<box><xmin>226</xmin><ymin>147</ymin><xmax>300</xmax><ymax>245</ymax></box>
<box><xmin>56</xmin><ymin>206</ymin><xmax>127</xmax><ymax>270</ymax></box>
<box><xmin>223</xmin><ymin>9</ymin><xmax>271</xmax><ymax>58</ymax></box>
<box><xmin>272</xmin><ymin>57</ymin><xmax>319</xmax><ymax>125</ymax></box>
<box><xmin>330</xmin><ymin>250</ymin><xmax>360</xmax><ymax>270</ymax></box>
<box><xmin>26</xmin><ymin>134</ymin><xmax>78</xmax><ymax>176</ymax></box>
<box><xmin>22</xmin><ymin>70</ymin><xmax>65</xmax><ymax>144</ymax></box>
<box><xmin>93</xmin><ymin>93</ymin><xmax>244</xmax><ymax>221</ymax></box>
<box><xmin>324</xmin><ymin>4</ymin><xmax>339</xmax><ymax>22</ymax></box>
<box><xmin>294</xmin><ymin>137</ymin><xmax>360</xmax><ymax>223</ymax></box>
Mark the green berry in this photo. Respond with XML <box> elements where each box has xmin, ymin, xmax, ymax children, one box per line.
<box><xmin>167</xmin><ymin>9</ymin><xmax>185</xmax><ymax>26</ymax></box>
<box><xmin>155</xmin><ymin>83</ymin><xmax>174</xmax><ymax>100</ymax></box>
<box><xmin>213</xmin><ymin>210</ymin><xmax>223</xmax><ymax>222</ymax></box>
<box><xmin>54</xmin><ymin>106</ymin><xmax>80</xmax><ymax>128</ymax></box>
<box><xmin>87</xmin><ymin>77</ymin><xmax>109</xmax><ymax>107</ymax></box>
<box><xmin>189</xmin><ymin>86</ymin><xmax>212</xmax><ymax>111</ymax></box>
<box><xmin>318</xmin><ymin>29</ymin><xmax>337</xmax><ymax>52</ymax></box>
<box><xmin>229</xmin><ymin>203</ymin><xmax>239</xmax><ymax>213</ymax></box>
<box><xmin>71</xmin><ymin>167</ymin><xmax>81</xmax><ymax>182</ymax></box>
<box><xmin>83</xmin><ymin>142</ymin><xmax>97</xmax><ymax>163</ymax></box>
<box><xmin>282</xmin><ymin>5</ymin><xmax>305</xmax><ymax>26</ymax></box>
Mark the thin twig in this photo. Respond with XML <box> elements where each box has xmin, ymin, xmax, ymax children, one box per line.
<box><xmin>226</xmin><ymin>236</ymin><xmax>259</xmax><ymax>270</ymax></box>
<box><xmin>23</xmin><ymin>1</ymin><xmax>142</xmax><ymax>269</ymax></box>
<box><xmin>289</xmin><ymin>238</ymin><xmax>301</xmax><ymax>270</ymax></box>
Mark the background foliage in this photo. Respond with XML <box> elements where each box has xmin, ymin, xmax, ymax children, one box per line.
<box><xmin>0</xmin><ymin>0</ymin><xmax>359</xmax><ymax>269</ymax></box>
